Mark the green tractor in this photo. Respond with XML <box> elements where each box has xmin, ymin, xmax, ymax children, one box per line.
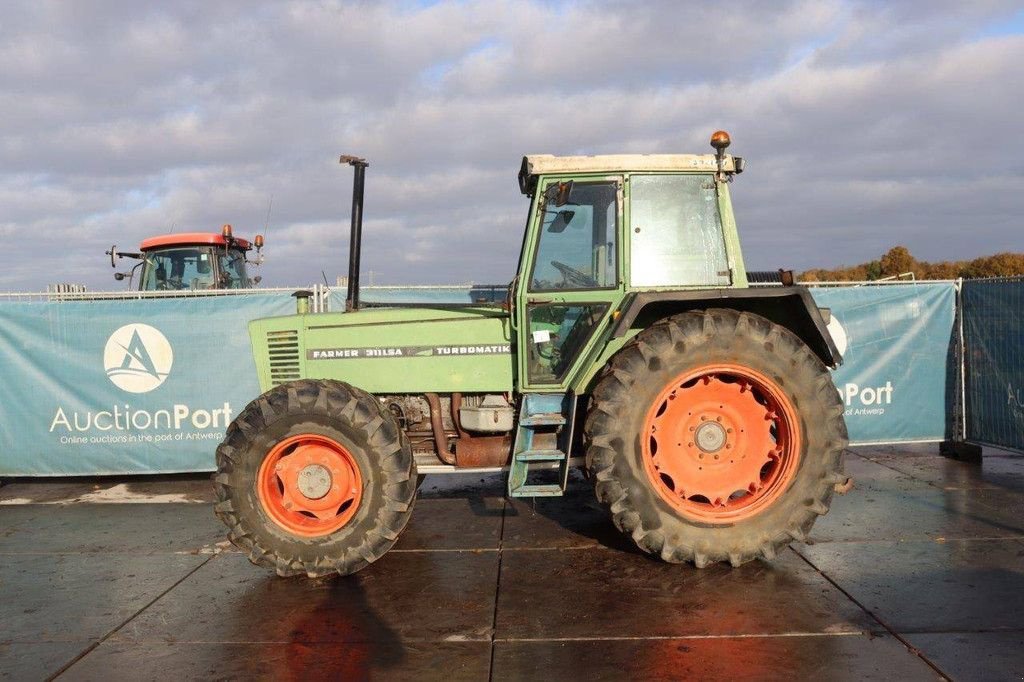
<box><xmin>214</xmin><ymin>131</ymin><xmax>848</xmax><ymax>577</ymax></box>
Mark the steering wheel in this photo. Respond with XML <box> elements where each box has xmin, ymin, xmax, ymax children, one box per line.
<box><xmin>551</xmin><ymin>260</ymin><xmax>597</xmax><ymax>288</ymax></box>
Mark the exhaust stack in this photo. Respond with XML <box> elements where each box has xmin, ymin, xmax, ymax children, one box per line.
<box><xmin>340</xmin><ymin>155</ymin><xmax>368</xmax><ymax>312</ymax></box>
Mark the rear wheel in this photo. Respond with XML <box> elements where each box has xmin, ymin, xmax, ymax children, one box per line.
<box><xmin>215</xmin><ymin>379</ymin><xmax>416</xmax><ymax>577</ymax></box>
<box><xmin>584</xmin><ymin>309</ymin><xmax>847</xmax><ymax>567</ymax></box>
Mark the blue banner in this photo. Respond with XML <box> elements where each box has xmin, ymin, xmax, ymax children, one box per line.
<box><xmin>0</xmin><ymin>283</ymin><xmax>958</xmax><ymax>476</ymax></box>
<box><xmin>962</xmin><ymin>277</ymin><xmax>1024</xmax><ymax>452</ymax></box>
<box><xmin>0</xmin><ymin>295</ymin><xmax>294</xmax><ymax>475</ymax></box>
<box><xmin>810</xmin><ymin>282</ymin><xmax>957</xmax><ymax>444</ymax></box>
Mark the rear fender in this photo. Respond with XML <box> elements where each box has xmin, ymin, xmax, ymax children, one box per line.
<box><xmin>610</xmin><ymin>287</ymin><xmax>841</xmax><ymax>368</ymax></box>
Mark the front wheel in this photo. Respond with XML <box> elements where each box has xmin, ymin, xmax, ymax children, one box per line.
<box><xmin>214</xmin><ymin>379</ymin><xmax>417</xmax><ymax>577</ymax></box>
<box><xmin>584</xmin><ymin>309</ymin><xmax>847</xmax><ymax>567</ymax></box>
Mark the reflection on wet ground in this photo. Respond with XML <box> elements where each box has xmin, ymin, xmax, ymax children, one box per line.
<box><xmin>1</xmin><ymin>445</ymin><xmax>1022</xmax><ymax>680</ymax></box>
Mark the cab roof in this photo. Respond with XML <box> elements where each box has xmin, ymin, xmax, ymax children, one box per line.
<box><xmin>140</xmin><ymin>232</ymin><xmax>252</xmax><ymax>251</ymax></box>
<box><xmin>518</xmin><ymin>153</ymin><xmax>739</xmax><ymax>194</ymax></box>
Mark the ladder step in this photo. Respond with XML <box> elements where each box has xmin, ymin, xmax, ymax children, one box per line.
<box><xmin>510</xmin><ymin>483</ymin><xmax>564</xmax><ymax>497</ymax></box>
<box><xmin>514</xmin><ymin>450</ymin><xmax>566</xmax><ymax>462</ymax></box>
<box><xmin>520</xmin><ymin>413</ymin><xmax>566</xmax><ymax>427</ymax></box>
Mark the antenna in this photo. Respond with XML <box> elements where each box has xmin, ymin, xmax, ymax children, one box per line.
<box><xmin>262</xmin><ymin>195</ymin><xmax>274</xmax><ymax>240</ymax></box>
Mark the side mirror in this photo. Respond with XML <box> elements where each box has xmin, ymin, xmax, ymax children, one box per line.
<box><xmin>544</xmin><ymin>180</ymin><xmax>574</xmax><ymax>207</ymax></box>
<box><xmin>114</xmin><ymin>272</ymin><xmax>126</xmax><ymax>281</ymax></box>
<box><xmin>547</xmin><ymin>210</ymin><xmax>576</xmax><ymax>233</ymax></box>
<box><xmin>253</xmin><ymin>276</ymin><xmax>262</xmax><ymax>286</ymax></box>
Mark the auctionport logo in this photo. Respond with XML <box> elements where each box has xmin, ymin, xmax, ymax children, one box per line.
<box><xmin>103</xmin><ymin>324</ymin><xmax>173</xmax><ymax>393</ymax></box>
<box><xmin>827</xmin><ymin>314</ymin><xmax>895</xmax><ymax>413</ymax></box>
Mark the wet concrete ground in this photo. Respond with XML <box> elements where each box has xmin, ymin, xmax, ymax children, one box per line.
<box><xmin>1</xmin><ymin>445</ymin><xmax>1023</xmax><ymax>680</ymax></box>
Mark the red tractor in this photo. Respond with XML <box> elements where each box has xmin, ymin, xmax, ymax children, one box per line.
<box><xmin>106</xmin><ymin>225</ymin><xmax>264</xmax><ymax>291</ymax></box>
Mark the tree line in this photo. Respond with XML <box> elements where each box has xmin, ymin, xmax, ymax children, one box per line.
<box><xmin>799</xmin><ymin>246</ymin><xmax>1024</xmax><ymax>282</ymax></box>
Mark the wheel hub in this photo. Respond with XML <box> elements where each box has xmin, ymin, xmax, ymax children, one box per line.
<box><xmin>256</xmin><ymin>433</ymin><xmax>363</xmax><ymax>537</ymax></box>
<box><xmin>694</xmin><ymin>421</ymin><xmax>727</xmax><ymax>453</ymax></box>
<box><xmin>642</xmin><ymin>365</ymin><xmax>801</xmax><ymax>523</ymax></box>
<box><xmin>296</xmin><ymin>463</ymin><xmax>333</xmax><ymax>500</ymax></box>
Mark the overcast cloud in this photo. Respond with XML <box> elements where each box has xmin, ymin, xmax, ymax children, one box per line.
<box><xmin>1</xmin><ymin>0</ymin><xmax>1022</xmax><ymax>291</ymax></box>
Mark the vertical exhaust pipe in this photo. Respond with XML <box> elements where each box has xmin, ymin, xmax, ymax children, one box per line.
<box><xmin>340</xmin><ymin>155</ymin><xmax>368</xmax><ymax>312</ymax></box>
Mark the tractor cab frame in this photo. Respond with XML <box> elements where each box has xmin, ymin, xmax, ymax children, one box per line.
<box><xmin>511</xmin><ymin>154</ymin><xmax>838</xmax><ymax>396</ymax></box>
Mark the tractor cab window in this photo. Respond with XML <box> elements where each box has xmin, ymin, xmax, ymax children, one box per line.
<box><xmin>530</xmin><ymin>181</ymin><xmax>618</xmax><ymax>291</ymax></box>
<box><xmin>219</xmin><ymin>249</ymin><xmax>251</xmax><ymax>289</ymax></box>
<box><xmin>141</xmin><ymin>247</ymin><xmax>218</xmax><ymax>291</ymax></box>
<box><xmin>629</xmin><ymin>174</ymin><xmax>730</xmax><ymax>287</ymax></box>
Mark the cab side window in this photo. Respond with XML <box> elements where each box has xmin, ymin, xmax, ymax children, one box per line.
<box><xmin>629</xmin><ymin>174</ymin><xmax>730</xmax><ymax>287</ymax></box>
<box><xmin>530</xmin><ymin>181</ymin><xmax>618</xmax><ymax>291</ymax></box>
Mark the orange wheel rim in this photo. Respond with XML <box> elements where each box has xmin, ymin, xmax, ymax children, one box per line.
<box><xmin>641</xmin><ymin>363</ymin><xmax>802</xmax><ymax>524</ymax></box>
<box><xmin>257</xmin><ymin>433</ymin><xmax>363</xmax><ymax>537</ymax></box>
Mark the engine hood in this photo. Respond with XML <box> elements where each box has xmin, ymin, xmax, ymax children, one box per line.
<box><xmin>249</xmin><ymin>305</ymin><xmax>515</xmax><ymax>394</ymax></box>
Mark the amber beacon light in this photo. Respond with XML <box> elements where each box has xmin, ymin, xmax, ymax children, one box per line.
<box><xmin>710</xmin><ymin>130</ymin><xmax>732</xmax><ymax>179</ymax></box>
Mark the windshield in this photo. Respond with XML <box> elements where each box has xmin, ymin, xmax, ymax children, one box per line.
<box><xmin>139</xmin><ymin>247</ymin><xmax>250</xmax><ymax>290</ymax></box>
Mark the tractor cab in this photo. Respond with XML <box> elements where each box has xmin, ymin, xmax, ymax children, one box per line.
<box><xmin>106</xmin><ymin>225</ymin><xmax>264</xmax><ymax>291</ymax></box>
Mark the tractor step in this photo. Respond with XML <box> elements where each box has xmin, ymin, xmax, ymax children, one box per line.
<box><xmin>514</xmin><ymin>449</ymin><xmax>566</xmax><ymax>462</ymax></box>
<box><xmin>519</xmin><ymin>413</ymin><xmax>566</xmax><ymax>427</ymax></box>
<box><xmin>507</xmin><ymin>393</ymin><xmax>576</xmax><ymax>498</ymax></box>
<box><xmin>510</xmin><ymin>484</ymin><xmax>564</xmax><ymax>497</ymax></box>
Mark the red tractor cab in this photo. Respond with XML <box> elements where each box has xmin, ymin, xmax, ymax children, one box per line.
<box><xmin>106</xmin><ymin>225</ymin><xmax>264</xmax><ymax>291</ymax></box>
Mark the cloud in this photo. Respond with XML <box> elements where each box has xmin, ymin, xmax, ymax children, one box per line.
<box><xmin>0</xmin><ymin>0</ymin><xmax>1022</xmax><ymax>291</ymax></box>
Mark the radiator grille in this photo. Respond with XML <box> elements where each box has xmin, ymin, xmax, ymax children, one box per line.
<box><xmin>267</xmin><ymin>330</ymin><xmax>301</xmax><ymax>384</ymax></box>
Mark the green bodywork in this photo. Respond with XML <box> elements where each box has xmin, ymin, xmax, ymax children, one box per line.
<box><xmin>252</xmin><ymin>307</ymin><xmax>514</xmax><ymax>393</ymax></box>
<box><xmin>249</xmin><ymin>162</ymin><xmax>750</xmax><ymax>397</ymax></box>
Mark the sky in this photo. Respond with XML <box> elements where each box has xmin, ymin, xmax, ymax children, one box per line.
<box><xmin>1</xmin><ymin>0</ymin><xmax>1022</xmax><ymax>291</ymax></box>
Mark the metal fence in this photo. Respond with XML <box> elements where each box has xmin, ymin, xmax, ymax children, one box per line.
<box><xmin>0</xmin><ymin>284</ymin><xmax>334</xmax><ymax>312</ymax></box>
<box><xmin>962</xmin><ymin>276</ymin><xmax>1024</xmax><ymax>453</ymax></box>
<box><xmin>0</xmin><ymin>277</ymin><xmax>1016</xmax><ymax>474</ymax></box>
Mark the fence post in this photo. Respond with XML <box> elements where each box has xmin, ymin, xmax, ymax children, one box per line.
<box><xmin>939</xmin><ymin>277</ymin><xmax>982</xmax><ymax>462</ymax></box>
